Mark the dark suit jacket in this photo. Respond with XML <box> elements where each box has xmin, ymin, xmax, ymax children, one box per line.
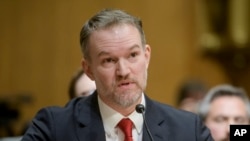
<box><xmin>21</xmin><ymin>92</ymin><xmax>214</xmax><ymax>141</ymax></box>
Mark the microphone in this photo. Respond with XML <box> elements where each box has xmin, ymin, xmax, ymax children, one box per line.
<box><xmin>136</xmin><ymin>104</ymin><xmax>155</xmax><ymax>141</ymax></box>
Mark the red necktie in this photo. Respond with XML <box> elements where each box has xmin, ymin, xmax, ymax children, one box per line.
<box><xmin>118</xmin><ymin>118</ymin><xmax>133</xmax><ymax>141</ymax></box>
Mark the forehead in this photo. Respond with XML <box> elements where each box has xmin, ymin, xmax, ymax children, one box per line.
<box><xmin>88</xmin><ymin>24</ymin><xmax>141</xmax><ymax>48</ymax></box>
<box><xmin>208</xmin><ymin>96</ymin><xmax>248</xmax><ymax>116</ymax></box>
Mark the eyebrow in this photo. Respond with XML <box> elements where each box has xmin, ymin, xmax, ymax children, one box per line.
<box><xmin>97</xmin><ymin>44</ymin><xmax>140</xmax><ymax>58</ymax></box>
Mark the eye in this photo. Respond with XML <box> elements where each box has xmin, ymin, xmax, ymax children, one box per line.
<box><xmin>101</xmin><ymin>57</ymin><xmax>116</xmax><ymax>68</ymax></box>
<box><xmin>214</xmin><ymin>116</ymin><xmax>226</xmax><ymax>123</ymax></box>
<box><xmin>235</xmin><ymin>117</ymin><xmax>248</xmax><ymax>124</ymax></box>
<box><xmin>104</xmin><ymin>58</ymin><xmax>113</xmax><ymax>63</ymax></box>
<box><xmin>102</xmin><ymin>57</ymin><xmax>116</xmax><ymax>64</ymax></box>
<box><xmin>130</xmin><ymin>52</ymin><xmax>138</xmax><ymax>58</ymax></box>
<box><xmin>128</xmin><ymin>51</ymin><xmax>140</xmax><ymax>62</ymax></box>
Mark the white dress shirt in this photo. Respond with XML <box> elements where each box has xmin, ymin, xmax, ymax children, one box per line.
<box><xmin>98</xmin><ymin>94</ymin><xmax>145</xmax><ymax>141</ymax></box>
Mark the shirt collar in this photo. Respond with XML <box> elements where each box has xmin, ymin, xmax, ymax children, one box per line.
<box><xmin>98</xmin><ymin>94</ymin><xmax>145</xmax><ymax>134</ymax></box>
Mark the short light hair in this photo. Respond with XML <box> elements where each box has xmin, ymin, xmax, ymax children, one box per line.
<box><xmin>198</xmin><ymin>84</ymin><xmax>250</xmax><ymax>121</ymax></box>
<box><xmin>79</xmin><ymin>9</ymin><xmax>146</xmax><ymax>61</ymax></box>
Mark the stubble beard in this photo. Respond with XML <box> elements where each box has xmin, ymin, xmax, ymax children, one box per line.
<box><xmin>114</xmin><ymin>88</ymin><xmax>142</xmax><ymax>108</ymax></box>
<box><xmin>99</xmin><ymin>71</ymin><xmax>148</xmax><ymax>108</ymax></box>
<box><xmin>113</xmin><ymin>71</ymin><xmax>148</xmax><ymax>108</ymax></box>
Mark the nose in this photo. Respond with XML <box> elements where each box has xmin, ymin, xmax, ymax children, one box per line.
<box><xmin>116</xmin><ymin>59</ymin><xmax>130</xmax><ymax>77</ymax></box>
<box><xmin>228</xmin><ymin>119</ymin><xmax>237</xmax><ymax>125</ymax></box>
<box><xmin>226</xmin><ymin>124</ymin><xmax>230</xmax><ymax>136</ymax></box>
<box><xmin>226</xmin><ymin>119</ymin><xmax>236</xmax><ymax>136</ymax></box>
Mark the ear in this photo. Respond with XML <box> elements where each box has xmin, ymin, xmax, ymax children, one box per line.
<box><xmin>144</xmin><ymin>44</ymin><xmax>151</xmax><ymax>69</ymax></box>
<box><xmin>81</xmin><ymin>58</ymin><xmax>95</xmax><ymax>80</ymax></box>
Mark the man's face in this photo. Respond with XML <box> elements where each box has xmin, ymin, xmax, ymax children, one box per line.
<box><xmin>205</xmin><ymin>96</ymin><xmax>249</xmax><ymax>141</ymax></box>
<box><xmin>82</xmin><ymin>24</ymin><xmax>151</xmax><ymax>109</ymax></box>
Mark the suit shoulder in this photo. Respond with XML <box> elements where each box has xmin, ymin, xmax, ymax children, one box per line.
<box><xmin>151</xmin><ymin>101</ymin><xmax>197</xmax><ymax>120</ymax></box>
<box><xmin>35</xmin><ymin>97</ymin><xmax>84</xmax><ymax>117</ymax></box>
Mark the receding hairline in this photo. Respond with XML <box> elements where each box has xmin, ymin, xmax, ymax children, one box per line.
<box><xmin>79</xmin><ymin>9</ymin><xmax>146</xmax><ymax>61</ymax></box>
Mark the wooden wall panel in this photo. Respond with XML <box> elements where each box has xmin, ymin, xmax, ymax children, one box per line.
<box><xmin>1</xmin><ymin>0</ymin><xmax>248</xmax><ymax>136</ymax></box>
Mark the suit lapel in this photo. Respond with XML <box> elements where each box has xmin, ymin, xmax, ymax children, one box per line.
<box><xmin>73</xmin><ymin>93</ymin><xmax>171</xmax><ymax>141</ymax></box>
<box><xmin>75</xmin><ymin>92</ymin><xmax>106</xmax><ymax>141</ymax></box>
<box><xmin>142</xmin><ymin>95</ymin><xmax>171</xmax><ymax>141</ymax></box>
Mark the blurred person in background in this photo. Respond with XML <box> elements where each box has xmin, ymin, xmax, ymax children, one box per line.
<box><xmin>176</xmin><ymin>79</ymin><xmax>207</xmax><ymax>113</ymax></box>
<box><xmin>68</xmin><ymin>68</ymin><xmax>96</xmax><ymax>99</ymax></box>
<box><xmin>0</xmin><ymin>94</ymin><xmax>33</xmax><ymax>140</ymax></box>
<box><xmin>198</xmin><ymin>84</ymin><xmax>250</xmax><ymax>141</ymax></box>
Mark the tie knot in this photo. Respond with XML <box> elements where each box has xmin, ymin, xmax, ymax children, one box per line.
<box><xmin>118</xmin><ymin>118</ymin><xmax>133</xmax><ymax>141</ymax></box>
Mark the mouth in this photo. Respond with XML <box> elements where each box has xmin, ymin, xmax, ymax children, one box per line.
<box><xmin>117</xmin><ymin>81</ymin><xmax>135</xmax><ymax>88</ymax></box>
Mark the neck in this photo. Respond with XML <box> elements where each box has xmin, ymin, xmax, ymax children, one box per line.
<box><xmin>100</xmin><ymin>95</ymin><xmax>142</xmax><ymax>117</ymax></box>
<box><xmin>115</xmin><ymin>103</ymin><xmax>139</xmax><ymax>116</ymax></box>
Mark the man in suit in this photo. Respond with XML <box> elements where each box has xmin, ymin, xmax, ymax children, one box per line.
<box><xmin>22</xmin><ymin>9</ymin><xmax>214</xmax><ymax>141</ymax></box>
